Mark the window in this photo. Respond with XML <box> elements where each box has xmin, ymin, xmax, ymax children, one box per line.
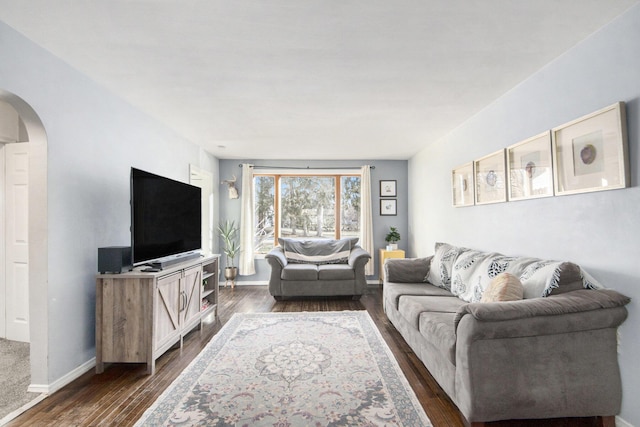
<box><xmin>254</xmin><ymin>173</ymin><xmax>361</xmax><ymax>254</ymax></box>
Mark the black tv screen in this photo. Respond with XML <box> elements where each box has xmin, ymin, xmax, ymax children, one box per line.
<box><xmin>131</xmin><ymin>168</ymin><xmax>201</xmax><ymax>265</ymax></box>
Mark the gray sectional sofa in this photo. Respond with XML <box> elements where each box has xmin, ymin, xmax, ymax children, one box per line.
<box><xmin>383</xmin><ymin>242</ymin><xmax>630</xmax><ymax>426</ymax></box>
<box><xmin>266</xmin><ymin>238</ymin><xmax>371</xmax><ymax>300</ymax></box>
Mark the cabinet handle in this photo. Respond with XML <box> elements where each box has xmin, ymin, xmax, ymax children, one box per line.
<box><xmin>180</xmin><ymin>291</ymin><xmax>187</xmax><ymax>312</ymax></box>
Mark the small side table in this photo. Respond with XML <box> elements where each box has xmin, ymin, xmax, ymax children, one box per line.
<box><xmin>379</xmin><ymin>249</ymin><xmax>405</xmax><ymax>283</ymax></box>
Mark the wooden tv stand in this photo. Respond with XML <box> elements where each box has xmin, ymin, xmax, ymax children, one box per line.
<box><xmin>95</xmin><ymin>254</ymin><xmax>219</xmax><ymax>375</ymax></box>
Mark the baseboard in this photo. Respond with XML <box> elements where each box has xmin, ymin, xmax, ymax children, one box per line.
<box><xmin>28</xmin><ymin>357</ymin><xmax>96</xmax><ymax>395</ymax></box>
<box><xmin>0</xmin><ymin>393</ymin><xmax>47</xmax><ymax>426</ymax></box>
<box><xmin>616</xmin><ymin>416</ymin><xmax>634</xmax><ymax>427</ymax></box>
<box><xmin>367</xmin><ymin>279</ymin><xmax>381</xmax><ymax>286</ymax></box>
<box><xmin>229</xmin><ymin>281</ymin><xmax>268</xmax><ymax>286</ymax></box>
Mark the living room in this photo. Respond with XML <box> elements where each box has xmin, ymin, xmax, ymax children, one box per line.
<box><xmin>0</xmin><ymin>1</ymin><xmax>639</xmax><ymax>426</ymax></box>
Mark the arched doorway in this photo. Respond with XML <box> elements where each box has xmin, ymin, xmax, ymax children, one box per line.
<box><xmin>0</xmin><ymin>90</ymin><xmax>48</xmax><ymax>398</ymax></box>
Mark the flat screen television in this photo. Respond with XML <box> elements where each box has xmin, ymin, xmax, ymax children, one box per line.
<box><xmin>131</xmin><ymin>168</ymin><xmax>202</xmax><ymax>266</ymax></box>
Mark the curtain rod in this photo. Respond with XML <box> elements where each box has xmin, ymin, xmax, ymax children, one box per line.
<box><xmin>239</xmin><ymin>164</ymin><xmax>374</xmax><ymax>170</ymax></box>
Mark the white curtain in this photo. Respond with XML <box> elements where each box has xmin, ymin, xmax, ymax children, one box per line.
<box><xmin>239</xmin><ymin>163</ymin><xmax>256</xmax><ymax>275</ymax></box>
<box><xmin>360</xmin><ymin>165</ymin><xmax>374</xmax><ymax>276</ymax></box>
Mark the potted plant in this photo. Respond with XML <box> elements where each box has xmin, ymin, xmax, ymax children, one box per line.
<box><xmin>385</xmin><ymin>226</ymin><xmax>401</xmax><ymax>251</ymax></box>
<box><xmin>217</xmin><ymin>220</ymin><xmax>240</xmax><ymax>287</ymax></box>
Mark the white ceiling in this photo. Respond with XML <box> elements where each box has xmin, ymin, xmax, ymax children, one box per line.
<box><xmin>0</xmin><ymin>1</ymin><xmax>637</xmax><ymax>160</ymax></box>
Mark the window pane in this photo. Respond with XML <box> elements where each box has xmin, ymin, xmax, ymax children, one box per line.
<box><xmin>280</xmin><ymin>176</ymin><xmax>335</xmax><ymax>239</ymax></box>
<box><xmin>341</xmin><ymin>176</ymin><xmax>361</xmax><ymax>238</ymax></box>
<box><xmin>254</xmin><ymin>176</ymin><xmax>275</xmax><ymax>254</ymax></box>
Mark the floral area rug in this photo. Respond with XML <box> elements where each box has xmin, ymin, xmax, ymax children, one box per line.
<box><xmin>135</xmin><ymin>311</ymin><xmax>431</xmax><ymax>426</ymax></box>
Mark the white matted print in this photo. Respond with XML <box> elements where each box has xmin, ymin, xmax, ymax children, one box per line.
<box><xmin>507</xmin><ymin>131</ymin><xmax>553</xmax><ymax>201</ymax></box>
<box><xmin>552</xmin><ymin>102</ymin><xmax>629</xmax><ymax>196</ymax></box>
<box><xmin>474</xmin><ymin>149</ymin><xmax>506</xmax><ymax>205</ymax></box>
<box><xmin>452</xmin><ymin>162</ymin><xmax>474</xmax><ymax>207</ymax></box>
<box><xmin>380</xmin><ymin>199</ymin><xmax>397</xmax><ymax>216</ymax></box>
<box><xmin>380</xmin><ymin>180</ymin><xmax>397</xmax><ymax>197</ymax></box>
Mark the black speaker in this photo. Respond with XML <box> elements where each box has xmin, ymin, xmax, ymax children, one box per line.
<box><xmin>98</xmin><ymin>246</ymin><xmax>132</xmax><ymax>274</ymax></box>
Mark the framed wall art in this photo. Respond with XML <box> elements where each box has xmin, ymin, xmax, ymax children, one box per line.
<box><xmin>380</xmin><ymin>180</ymin><xmax>397</xmax><ymax>197</ymax></box>
<box><xmin>507</xmin><ymin>131</ymin><xmax>554</xmax><ymax>201</ymax></box>
<box><xmin>474</xmin><ymin>149</ymin><xmax>506</xmax><ymax>205</ymax></box>
<box><xmin>552</xmin><ymin>102</ymin><xmax>629</xmax><ymax>196</ymax></box>
<box><xmin>451</xmin><ymin>162</ymin><xmax>474</xmax><ymax>207</ymax></box>
<box><xmin>380</xmin><ymin>199</ymin><xmax>397</xmax><ymax>216</ymax></box>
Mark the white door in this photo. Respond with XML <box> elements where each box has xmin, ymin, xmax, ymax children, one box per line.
<box><xmin>5</xmin><ymin>142</ymin><xmax>29</xmax><ymax>342</ymax></box>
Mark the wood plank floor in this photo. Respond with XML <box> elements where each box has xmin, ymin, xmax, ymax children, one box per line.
<box><xmin>8</xmin><ymin>285</ymin><xmax>607</xmax><ymax>427</ymax></box>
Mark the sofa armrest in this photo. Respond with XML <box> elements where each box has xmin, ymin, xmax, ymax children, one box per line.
<box><xmin>453</xmin><ymin>288</ymin><xmax>630</xmax><ymax>422</ymax></box>
<box><xmin>384</xmin><ymin>256</ymin><xmax>432</xmax><ymax>283</ymax></box>
<box><xmin>454</xmin><ymin>288</ymin><xmax>630</xmax><ymax>334</ymax></box>
<box><xmin>348</xmin><ymin>246</ymin><xmax>371</xmax><ymax>268</ymax></box>
<box><xmin>265</xmin><ymin>246</ymin><xmax>288</xmax><ymax>268</ymax></box>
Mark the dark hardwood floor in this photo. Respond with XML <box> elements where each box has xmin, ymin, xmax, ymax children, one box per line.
<box><xmin>8</xmin><ymin>285</ymin><xmax>606</xmax><ymax>426</ymax></box>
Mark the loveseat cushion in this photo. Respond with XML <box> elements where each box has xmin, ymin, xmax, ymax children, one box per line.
<box><xmin>281</xmin><ymin>264</ymin><xmax>318</xmax><ymax>281</ymax></box>
<box><xmin>318</xmin><ymin>264</ymin><xmax>355</xmax><ymax>280</ymax></box>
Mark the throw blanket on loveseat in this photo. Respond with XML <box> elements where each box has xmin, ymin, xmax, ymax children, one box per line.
<box><xmin>279</xmin><ymin>237</ymin><xmax>358</xmax><ymax>264</ymax></box>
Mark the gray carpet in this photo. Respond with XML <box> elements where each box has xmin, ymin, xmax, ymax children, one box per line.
<box><xmin>0</xmin><ymin>338</ymin><xmax>40</xmax><ymax>421</ymax></box>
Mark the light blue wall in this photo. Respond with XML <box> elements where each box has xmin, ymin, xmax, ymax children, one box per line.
<box><xmin>408</xmin><ymin>5</ymin><xmax>640</xmax><ymax>425</ymax></box>
<box><xmin>0</xmin><ymin>21</ymin><xmax>219</xmax><ymax>386</ymax></box>
<box><xmin>218</xmin><ymin>159</ymin><xmax>408</xmax><ymax>282</ymax></box>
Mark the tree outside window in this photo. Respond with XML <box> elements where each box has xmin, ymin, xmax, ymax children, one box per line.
<box><xmin>253</xmin><ymin>174</ymin><xmax>361</xmax><ymax>254</ymax></box>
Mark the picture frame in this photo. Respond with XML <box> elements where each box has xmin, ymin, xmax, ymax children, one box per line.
<box><xmin>552</xmin><ymin>102</ymin><xmax>629</xmax><ymax>196</ymax></box>
<box><xmin>474</xmin><ymin>149</ymin><xmax>507</xmax><ymax>205</ymax></box>
<box><xmin>380</xmin><ymin>199</ymin><xmax>397</xmax><ymax>216</ymax></box>
<box><xmin>451</xmin><ymin>162</ymin><xmax>474</xmax><ymax>207</ymax></box>
<box><xmin>507</xmin><ymin>131</ymin><xmax>554</xmax><ymax>201</ymax></box>
<box><xmin>379</xmin><ymin>180</ymin><xmax>397</xmax><ymax>197</ymax></box>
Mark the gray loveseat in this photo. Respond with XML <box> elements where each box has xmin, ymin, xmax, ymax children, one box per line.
<box><xmin>383</xmin><ymin>242</ymin><xmax>630</xmax><ymax>426</ymax></box>
<box><xmin>266</xmin><ymin>238</ymin><xmax>371</xmax><ymax>300</ymax></box>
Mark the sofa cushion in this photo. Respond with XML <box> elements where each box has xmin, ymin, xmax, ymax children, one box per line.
<box><xmin>281</xmin><ymin>264</ymin><xmax>318</xmax><ymax>281</ymax></box>
<box><xmin>384</xmin><ymin>282</ymin><xmax>455</xmax><ymax>310</ymax></box>
<box><xmin>279</xmin><ymin>237</ymin><xmax>357</xmax><ymax>264</ymax></box>
<box><xmin>520</xmin><ymin>260</ymin><xmax>584</xmax><ymax>298</ymax></box>
<box><xmin>419</xmin><ymin>312</ymin><xmax>458</xmax><ymax>365</ymax></box>
<box><xmin>481</xmin><ymin>273</ymin><xmax>524</xmax><ymax>302</ymax></box>
<box><xmin>318</xmin><ymin>264</ymin><xmax>355</xmax><ymax>280</ymax></box>
<box><xmin>426</xmin><ymin>242</ymin><xmax>464</xmax><ymax>290</ymax></box>
<box><xmin>398</xmin><ymin>295</ymin><xmax>466</xmax><ymax>329</ymax></box>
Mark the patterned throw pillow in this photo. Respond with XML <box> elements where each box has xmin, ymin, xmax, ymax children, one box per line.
<box><xmin>426</xmin><ymin>243</ymin><xmax>463</xmax><ymax>290</ymax></box>
<box><xmin>480</xmin><ymin>273</ymin><xmax>524</xmax><ymax>302</ymax></box>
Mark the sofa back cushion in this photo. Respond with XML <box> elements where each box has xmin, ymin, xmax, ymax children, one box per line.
<box><xmin>436</xmin><ymin>243</ymin><xmax>594</xmax><ymax>302</ymax></box>
<box><xmin>519</xmin><ymin>260</ymin><xmax>584</xmax><ymax>298</ymax></box>
<box><xmin>426</xmin><ymin>242</ymin><xmax>464</xmax><ymax>290</ymax></box>
<box><xmin>279</xmin><ymin>237</ymin><xmax>358</xmax><ymax>264</ymax></box>
<box><xmin>451</xmin><ymin>252</ymin><xmax>539</xmax><ymax>302</ymax></box>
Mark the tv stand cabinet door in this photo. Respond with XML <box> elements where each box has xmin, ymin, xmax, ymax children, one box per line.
<box><xmin>154</xmin><ymin>272</ymin><xmax>182</xmax><ymax>357</ymax></box>
<box><xmin>181</xmin><ymin>266</ymin><xmax>202</xmax><ymax>334</ymax></box>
